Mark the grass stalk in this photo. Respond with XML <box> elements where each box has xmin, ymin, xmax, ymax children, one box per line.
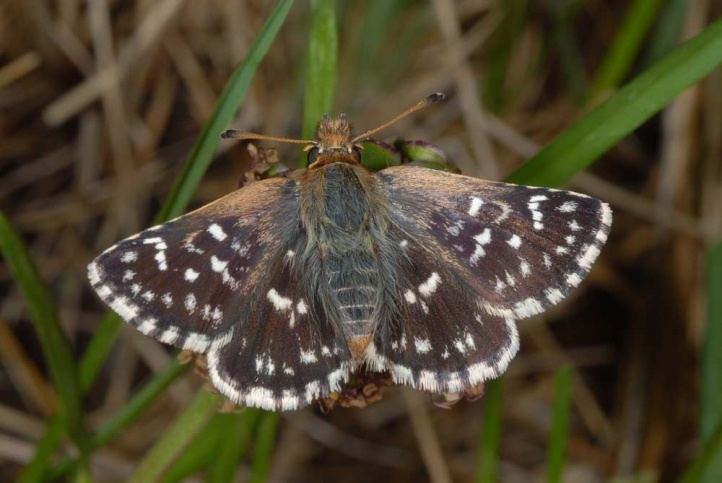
<box><xmin>700</xmin><ymin>244</ymin><xmax>722</xmax><ymax>481</ymax></box>
<box><xmin>546</xmin><ymin>366</ymin><xmax>573</xmax><ymax>483</ymax></box>
<box><xmin>476</xmin><ymin>378</ymin><xmax>503</xmax><ymax>483</ymax></box>
<box><xmin>587</xmin><ymin>0</ymin><xmax>663</xmax><ymax>102</ymax></box>
<box><xmin>507</xmin><ymin>16</ymin><xmax>722</xmax><ymax>188</ymax></box>
<box><xmin>129</xmin><ymin>391</ymin><xmax>222</xmax><ymax>482</ymax></box>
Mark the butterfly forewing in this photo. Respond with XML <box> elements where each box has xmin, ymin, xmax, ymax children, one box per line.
<box><xmin>88</xmin><ymin>178</ymin><xmax>294</xmax><ymax>350</ymax></box>
<box><xmin>378</xmin><ymin>166</ymin><xmax>612</xmax><ymax>320</ymax></box>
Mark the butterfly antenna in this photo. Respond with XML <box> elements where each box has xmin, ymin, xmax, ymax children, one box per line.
<box><xmin>221</xmin><ymin>130</ymin><xmax>315</xmax><ymax>145</ymax></box>
<box><xmin>351</xmin><ymin>92</ymin><xmax>445</xmax><ymax>143</ymax></box>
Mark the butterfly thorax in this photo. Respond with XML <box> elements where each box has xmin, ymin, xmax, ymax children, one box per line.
<box><xmin>297</xmin><ymin>162</ymin><xmax>394</xmax><ymax>359</ymax></box>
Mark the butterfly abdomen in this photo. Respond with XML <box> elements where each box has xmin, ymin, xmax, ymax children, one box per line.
<box><xmin>299</xmin><ymin>163</ymin><xmax>399</xmax><ymax>358</ymax></box>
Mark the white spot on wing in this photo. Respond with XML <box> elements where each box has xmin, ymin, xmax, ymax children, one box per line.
<box><xmin>300</xmin><ymin>349</ymin><xmax>317</xmax><ymax>364</ymax></box>
<box><xmin>154</xmin><ymin>251</ymin><xmax>167</xmax><ymax>271</ymax></box>
<box><xmin>184</xmin><ymin>268</ymin><xmax>199</xmax><ymax>282</ymax></box>
<box><xmin>418</xmin><ymin>272</ymin><xmax>441</xmax><ymax>297</ymax></box>
<box><xmin>545</xmin><ymin>288</ymin><xmax>564</xmax><ymax>304</ymax></box>
<box><xmin>267</xmin><ymin>289</ymin><xmax>292</xmax><ymax>312</ymax></box>
<box><xmin>185</xmin><ymin>293</ymin><xmax>197</xmax><ymax>313</ymax></box>
<box><xmin>404</xmin><ymin>289</ymin><xmax>417</xmax><ymax>304</ymax></box>
<box><xmin>109</xmin><ymin>296</ymin><xmax>139</xmax><ymax>321</ymax></box>
<box><xmin>211</xmin><ymin>255</ymin><xmax>227</xmax><ymax>272</ymax></box>
<box><xmin>557</xmin><ymin>201</ymin><xmax>578</xmax><ymax>213</ymax></box>
<box><xmin>414</xmin><ymin>337</ymin><xmax>431</xmax><ymax>354</ymax></box>
<box><xmin>121</xmin><ymin>251</ymin><xmax>138</xmax><ymax>263</ymax></box>
<box><xmin>513</xmin><ymin>297</ymin><xmax>544</xmax><ymax>318</ymax></box>
<box><xmin>208</xmin><ymin>223</ymin><xmax>227</xmax><ymax>241</ymax></box>
<box><xmin>577</xmin><ymin>244</ymin><xmax>601</xmax><ymax>270</ymax></box>
<box><xmin>519</xmin><ymin>259</ymin><xmax>531</xmax><ymax>277</ymax></box>
<box><xmin>137</xmin><ymin>318</ymin><xmax>157</xmax><ymax>334</ymax></box>
<box><xmin>468</xmin><ymin>196</ymin><xmax>484</xmax><ymax>216</ymax></box>
<box><xmin>507</xmin><ymin>235</ymin><xmax>522</xmax><ymax>249</ymax></box>
<box><xmin>566</xmin><ymin>272</ymin><xmax>582</xmax><ymax>287</ymax></box>
<box><xmin>159</xmin><ymin>327</ymin><xmax>179</xmax><ymax>344</ymax></box>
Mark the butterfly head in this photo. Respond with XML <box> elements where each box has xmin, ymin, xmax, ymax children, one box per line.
<box><xmin>306</xmin><ymin>114</ymin><xmax>362</xmax><ymax>168</ymax></box>
<box><xmin>221</xmin><ymin>92</ymin><xmax>446</xmax><ymax>169</ymax></box>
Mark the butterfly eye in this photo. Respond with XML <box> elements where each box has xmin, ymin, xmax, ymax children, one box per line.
<box><xmin>306</xmin><ymin>147</ymin><xmax>319</xmax><ymax>166</ymax></box>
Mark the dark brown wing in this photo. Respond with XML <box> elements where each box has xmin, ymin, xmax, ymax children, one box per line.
<box><xmin>88</xmin><ymin>177</ymin><xmax>351</xmax><ymax>410</ymax></box>
<box><xmin>364</xmin><ymin>166</ymin><xmax>611</xmax><ymax>392</ymax></box>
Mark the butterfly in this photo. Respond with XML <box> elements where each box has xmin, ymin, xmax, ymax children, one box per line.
<box><xmin>88</xmin><ymin>93</ymin><xmax>612</xmax><ymax>411</ymax></box>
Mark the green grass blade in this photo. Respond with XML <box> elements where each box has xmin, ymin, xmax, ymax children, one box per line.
<box><xmin>78</xmin><ymin>312</ymin><xmax>122</xmax><ymax>391</ymax></box>
<box><xmin>17</xmin><ymin>416</ymin><xmax>65</xmax><ymax>483</ymax></box>
<box><xmin>476</xmin><ymin>378</ymin><xmax>504</xmax><ymax>483</ymax></box>
<box><xmin>129</xmin><ymin>391</ymin><xmax>221</xmax><ymax>482</ymax></box>
<box><xmin>507</xmin><ymin>16</ymin><xmax>722</xmax><ymax>187</ymax></box>
<box><xmin>79</xmin><ymin>0</ymin><xmax>295</xmax><ymax>391</ymax></box>
<box><xmin>156</xmin><ymin>0</ymin><xmax>295</xmax><ymax>221</ymax></box>
<box><xmin>643</xmin><ymin>0</ymin><xmax>687</xmax><ymax>65</ymax></box>
<box><xmin>248</xmin><ymin>3</ymin><xmax>339</xmax><ymax>478</ymax></box>
<box><xmin>301</xmin><ymin>0</ymin><xmax>338</xmax><ymax>142</ymax></box>
<box><xmin>587</xmin><ymin>0</ymin><xmax>663</xmax><ymax>101</ymax></box>
<box><xmin>0</xmin><ymin>213</ymin><xmax>86</xmax><ymax>444</ymax></box>
<box><xmin>679</xmin><ymin>417</ymin><xmax>722</xmax><ymax>483</ymax></box>
<box><xmin>350</xmin><ymin>0</ymin><xmax>406</xmax><ymax>90</ymax></box>
<box><xmin>79</xmin><ymin>0</ymin><xmax>295</xmax><ymax>389</ymax></box>
<box><xmin>484</xmin><ymin>0</ymin><xmax>529</xmax><ymax>112</ymax></box>
<box><xmin>250</xmin><ymin>412</ymin><xmax>280</xmax><ymax>483</ymax></box>
<box><xmin>161</xmin><ymin>414</ymin><xmax>226</xmax><ymax>483</ymax></box>
<box><xmin>208</xmin><ymin>410</ymin><xmax>261</xmax><ymax>483</ymax></box>
<box><xmin>546</xmin><ymin>366</ymin><xmax>573</xmax><ymax>483</ymax></box>
<box><xmin>549</xmin><ymin>0</ymin><xmax>587</xmax><ymax>102</ymax></box>
<box><xmin>26</xmin><ymin>1</ymin><xmax>296</xmax><ymax>475</ymax></box>
<box><xmin>50</xmin><ymin>360</ymin><xmax>188</xmax><ymax>479</ymax></box>
<box><xmin>700</xmin><ymin>243</ymin><xmax>722</xmax><ymax>482</ymax></box>
<box><xmin>92</xmin><ymin>360</ymin><xmax>188</xmax><ymax>448</ymax></box>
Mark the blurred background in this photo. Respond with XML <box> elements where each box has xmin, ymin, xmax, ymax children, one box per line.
<box><xmin>1</xmin><ymin>0</ymin><xmax>722</xmax><ymax>481</ymax></box>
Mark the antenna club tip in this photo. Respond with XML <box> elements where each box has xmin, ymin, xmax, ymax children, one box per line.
<box><xmin>427</xmin><ymin>92</ymin><xmax>446</xmax><ymax>103</ymax></box>
<box><xmin>221</xmin><ymin>129</ymin><xmax>238</xmax><ymax>139</ymax></box>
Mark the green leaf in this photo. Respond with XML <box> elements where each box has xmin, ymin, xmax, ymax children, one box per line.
<box><xmin>546</xmin><ymin>366</ymin><xmax>573</xmax><ymax>483</ymax></box>
<box><xmin>0</xmin><ymin>213</ymin><xmax>86</xmax><ymax>447</ymax></box>
<box><xmin>507</xmin><ymin>16</ymin><xmax>722</xmax><ymax>187</ymax></box>
<box><xmin>129</xmin><ymin>391</ymin><xmax>222</xmax><ymax>482</ymax></box>
<box><xmin>476</xmin><ymin>378</ymin><xmax>504</xmax><ymax>483</ymax></box>
<box><xmin>700</xmin><ymin>244</ymin><xmax>722</xmax><ymax>482</ymax></box>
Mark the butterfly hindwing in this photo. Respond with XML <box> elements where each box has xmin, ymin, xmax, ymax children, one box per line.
<box><xmin>87</xmin><ymin>177</ymin><xmax>299</xmax><ymax>352</ymax></box>
<box><xmin>207</xmin><ymin>255</ymin><xmax>351</xmax><ymax>410</ymax></box>
<box><xmin>366</xmin><ymin>238</ymin><xmax>519</xmax><ymax>393</ymax></box>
